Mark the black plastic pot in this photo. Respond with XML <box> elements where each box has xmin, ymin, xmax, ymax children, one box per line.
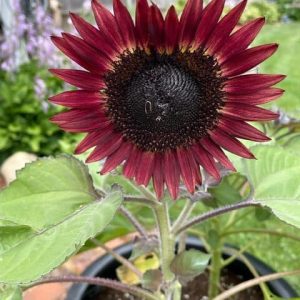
<box><xmin>67</xmin><ymin>237</ymin><xmax>297</xmax><ymax>300</ymax></box>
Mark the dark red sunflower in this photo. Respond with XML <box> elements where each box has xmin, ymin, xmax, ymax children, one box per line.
<box><xmin>49</xmin><ymin>0</ymin><xmax>285</xmax><ymax>199</ymax></box>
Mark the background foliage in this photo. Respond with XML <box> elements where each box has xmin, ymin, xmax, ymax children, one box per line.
<box><xmin>0</xmin><ymin>61</ymin><xmax>77</xmax><ymax>163</ymax></box>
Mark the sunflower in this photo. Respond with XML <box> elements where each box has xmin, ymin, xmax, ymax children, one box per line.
<box><xmin>49</xmin><ymin>0</ymin><xmax>284</xmax><ymax>199</ymax></box>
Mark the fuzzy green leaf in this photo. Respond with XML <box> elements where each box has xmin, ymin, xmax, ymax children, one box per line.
<box><xmin>0</xmin><ymin>155</ymin><xmax>97</xmax><ymax>230</ymax></box>
<box><xmin>0</xmin><ymin>285</ymin><xmax>22</xmax><ymax>300</ymax></box>
<box><xmin>170</xmin><ymin>249</ymin><xmax>210</xmax><ymax>283</ymax></box>
<box><xmin>0</xmin><ymin>191</ymin><xmax>122</xmax><ymax>284</ymax></box>
<box><xmin>241</xmin><ymin>145</ymin><xmax>300</xmax><ymax>228</ymax></box>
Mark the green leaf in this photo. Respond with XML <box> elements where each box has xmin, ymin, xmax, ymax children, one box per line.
<box><xmin>0</xmin><ymin>155</ymin><xmax>97</xmax><ymax>230</ymax></box>
<box><xmin>240</xmin><ymin>145</ymin><xmax>300</xmax><ymax>228</ymax></box>
<box><xmin>142</xmin><ymin>269</ymin><xmax>162</xmax><ymax>292</ymax></box>
<box><xmin>0</xmin><ymin>191</ymin><xmax>123</xmax><ymax>284</ymax></box>
<box><xmin>0</xmin><ymin>285</ymin><xmax>22</xmax><ymax>300</ymax></box>
<box><xmin>170</xmin><ymin>249</ymin><xmax>210</xmax><ymax>283</ymax></box>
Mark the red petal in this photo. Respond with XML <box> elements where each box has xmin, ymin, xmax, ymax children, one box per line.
<box><xmin>50</xmin><ymin>109</ymin><xmax>102</xmax><ymax>124</ymax></box>
<box><xmin>101</xmin><ymin>141</ymin><xmax>132</xmax><ymax>174</ymax></box>
<box><xmin>149</xmin><ymin>4</ymin><xmax>165</xmax><ymax>52</ymax></box>
<box><xmin>226</xmin><ymin>88</ymin><xmax>285</xmax><ymax>105</ymax></box>
<box><xmin>75</xmin><ymin>127</ymin><xmax>113</xmax><ymax>154</ymax></box>
<box><xmin>219</xmin><ymin>117</ymin><xmax>270</xmax><ymax>142</ymax></box>
<box><xmin>178</xmin><ymin>0</ymin><xmax>203</xmax><ymax>50</ymax></box>
<box><xmin>218</xmin><ymin>17</ymin><xmax>265</xmax><ymax>63</ymax></box>
<box><xmin>136</xmin><ymin>152</ymin><xmax>155</xmax><ymax>186</ymax></box>
<box><xmin>49</xmin><ymin>69</ymin><xmax>105</xmax><ymax>90</ymax></box>
<box><xmin>221</xmin><ymin>44</ymin><xmax>278</xmax><ymax>77</ymax></box>
<box><xmin>207</xmin><ymin>0</ymin><xmax>247</xmax><ymax>55</ymax></box>
<box><xmin>49</xmin><ymin>90</ymin><xmax>104</xmax><ymax>108</ymax></box>
<box><xmin>135</xmin><ymin>0</ymin><xmax>150</xmax><ymax>50</ymax></box>
<box><xmin>69</xmin><ymin>13</ymin><xmax>118</xmax><ymax>59</ymax></box>
<box><xmin>201</xmin><ymin>137</ymin><xmax>236</xmax><ymax>170</ymax></box>
<box><xmin>113</xmin><ymin>0</ymin><xmax>136</xmax><ymax>49</ymax></box>
<box><xmin>210</xmin><ymin>128</ymin><xmax>255</xmax><ymax>159</ymax></box>
<box><xmin>191</xmin><ymin>0</ymin><xmax>225</xmax><ymax>50</ymax></box>
<box><xmin>86</xmin><ymin>133</ymin><xmax>123</xmax><ymax>162</ymax></box>
<box><xmin>164</xmin><ymin>151</ymin><xmax>180</xmax><ymax>199</ymax></box>
<box><xmin>224</xmin><ymin>74</ymin><xmax>286</xmax><ymax>94</ymax></box>
<box><xmin>59</xmin><ymin>118</ymin><xmax>111</xmax><ymax>133</ymax></box>
<box><xmin>222</xmin><ymin>103</ymin><xmax>279</xmax><ymax>121</ymax></box>
<box><xmin>177</xmin><ymin>148</ymin><xmax>195</xmax><ymax>194</ymax></box>
<box><xmin>62</xmin><ymin>33</ymin><xmax>109</xmax><ymax>73</ymax></box>
<box><xmin>52</xmin><ymin>36</ymin><xmax>100</xmax><ymax>73</ymax></box>
<box><xmin>153</xmin><ymin>154</ymin><xmax>164</xmax><ymax>200</ymax></box>
<box><xmin>123</xmin><ymin>148</ymin><xmax>142</xmax><ymax>179</ymax></box>
<box><xmin>191</xmin><ymin>144</ymin><xmax>220</xmax><ymax>179</ymax></box>
<box><xmin>164</xmin><ymin>6</ymin><xmax>179</xmax><ymax>55</ymax></box>
<box><xmin>91</xmin><ymin>0</ymin><xmax>124</xmax><ymax>50</ymax></box>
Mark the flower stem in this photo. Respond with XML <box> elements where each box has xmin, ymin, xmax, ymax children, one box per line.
<box><xmin>155</xmin><ymin>201</ymin><xmax>175</xmax><ymax>282</ymax></box>
<box><xmin>154</xmin><ymin>200</ymin><xmax>182</xmax><ymax>299</ymax></box>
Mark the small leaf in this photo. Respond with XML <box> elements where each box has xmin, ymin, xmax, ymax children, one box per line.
<box><xmin>170</xmin><ymin>249</ymin><xmax>210</xmax><ymax>284</ymax></box>
<box><xmin>0</xmin><ymin>285</ymin><xmax>22</xmax><ymax>300</ymax></box>
<box><xmin>117</xmin><ymin>252</ymin><xmax>160</xmax><ymax>285</ymax></box>
<box><xmin>0</xmin><ymin>191</ymin><xmax>123</xmax><ymax>284</ymax></box>
<box><xmin>142</xmin><ymin>269</ymin><xmax>162</xmax><ymax>292</ymax></box>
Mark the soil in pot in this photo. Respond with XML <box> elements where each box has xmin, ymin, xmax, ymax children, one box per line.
<box><xmin>96</xmin><ymin>268</ymin><xmax>263</xmax><ymax>300</ymax></box>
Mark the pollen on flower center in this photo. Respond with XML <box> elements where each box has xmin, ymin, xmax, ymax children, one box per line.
<box><xmin>105</xmin><ymin>49</ymin><xmax>225</xmax><ymax>152</ymax></box>
<box><xmin>125</xmin><ymin>62</ymin><xmax>202</xmax><ymax>132</ymax></box>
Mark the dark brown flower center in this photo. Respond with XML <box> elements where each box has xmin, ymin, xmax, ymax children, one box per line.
<box><xmin>105</xmin><ymin>49</ymin><xmax>225</xmax><ymax>152</ymax></box>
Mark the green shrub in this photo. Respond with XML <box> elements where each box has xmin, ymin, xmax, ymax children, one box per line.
<box><xmin>0</xmin><ymin>61</ymin><xmax>78</xmax><ymax>163</ymax></box>
<box><xmin>240</xmin><ymin>1</ymin><xmax>281</xmax><ymax>24</ymax></box>
<box><xmin>277</xmin><ymin>0</ymin><xmax>300</xmax><ymax>21</ymax></box>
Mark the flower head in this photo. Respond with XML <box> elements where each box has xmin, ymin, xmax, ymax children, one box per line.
<box><xmin>50</xmin><ymin>0</ymin><xmax>284</xmax><ymax>199</ymax></box>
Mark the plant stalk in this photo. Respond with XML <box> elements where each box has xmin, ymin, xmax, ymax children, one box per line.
<box><xmin>154</xmin><ymin>200</ymin><xmax>181</xmax><ymax>299</ymax></box>
<box><xmin>119</xmin><ymin>205</ymin><xmax>149</xmax><ymax>239</ymax></box>
<box><xmin>176</xmin><ymin>199</ymin><xmax>260</xmax><ymax>235</ymax></box>
<box><xmin>208</xmin><ymin>242</ymin><xmax>222</xmax><ymax>299</ymax></box>
<box><xmin>155</xmin><ymin>201</ymin><xmax>175</xmax><ymax>282</ymax></box>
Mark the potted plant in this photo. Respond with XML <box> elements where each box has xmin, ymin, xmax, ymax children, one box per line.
<box><xmin>1</xmin><ymin>0</ymin><xmax>299</xmax><ymax>299</ymax></box>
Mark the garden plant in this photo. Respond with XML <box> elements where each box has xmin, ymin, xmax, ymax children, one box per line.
<box><xmin>1</xmin><ymin>0</ymin><xmax>300</xmax><ymax>299</ymax></box>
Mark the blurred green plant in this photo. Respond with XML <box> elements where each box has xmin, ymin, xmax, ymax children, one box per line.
<box><xmin>240</xmin><ymin>1</ymin><xmax>281</xmax><ymax>24</ymax></box>
<box><xmin>277</xmin><ymin>0</ymin><xmax>300</xmax><ymax>21</ymax></box>
<box><xmin>0</xmin><ymin>60</ymin><xmax>78</xmax><ymax>163</ymax></box>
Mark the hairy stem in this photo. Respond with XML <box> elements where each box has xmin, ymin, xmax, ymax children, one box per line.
<box><xmin>208</xmin><ymin>246</ymin><xmax>222</xmax><ymax>300</ymax></box>
<box><xmin>213</xmin><ymin>270</ymin><xmax>300</xmax><ymax>300</ymax></box>
<box><xmin>154</xmin><ymin>200</ymin><xmax>181</xmax><ymax>299</ymax></box>
<box><xmin>155</xmin><ymin>201</ymin><xmax>175</xmax><ymax>282</ymax></box>
<box><xmin>119</xmin><ymin>205</ymin><xmax>149</xmax><ymax>239</ymax></box>
<box><xmin>91</xmin><ymin>239</ymin><xmax>143</xmax><ymax>279</ymax></box>
<box><xmin>176</xmin><ymin>199</ymin><xmax>260</xmax><ymax>235</ymax></box>
<box><xmin>28</xmin><ymin>276</ymin><xmax>158</xmax><ymax>300</ymax></box>
<box><xmin>171</xmin><ymin>199</ymin><xmax>196</xmax><ymax>234</ymax></box>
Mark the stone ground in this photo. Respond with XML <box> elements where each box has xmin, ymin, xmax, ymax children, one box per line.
<box><xmin>0</xmin><ymin>173</ymin><xmax>131</xmax><ymax>300</ymax></box>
